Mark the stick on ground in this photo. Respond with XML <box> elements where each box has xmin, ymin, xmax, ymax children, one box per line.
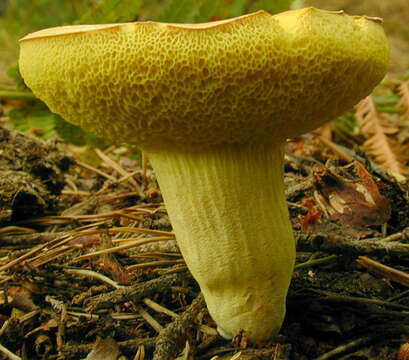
<box><xmin>153</xmin><ymin>293</ymin><xmax>206</xmax><ymax>360</ymax></box>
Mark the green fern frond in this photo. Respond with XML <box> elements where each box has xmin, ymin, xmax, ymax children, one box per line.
<box><xmin>156</xmin><ymin>0</ymin><xmax>197</xmax><ymax>23</ymax></box>
<box><xmin>78</xmin><ymin>0</ymin><xmax>145</xmax><ymax>24</ymax></box>
<box><xmin>250</xmin><ymin>0</ymin><xmax>295</xmax><ymax>13</ymax></box>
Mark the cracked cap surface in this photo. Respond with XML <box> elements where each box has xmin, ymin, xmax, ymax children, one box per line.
<box><xmin>19</xmin><ymin>8</ymin><xmax>389</xmax><ymax>150</ymax></box>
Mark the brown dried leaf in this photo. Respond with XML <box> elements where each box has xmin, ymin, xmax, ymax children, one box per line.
<box><xmin>86</xmin><ymin>337</ymin><xmax>121</xmax><ymax>360</ymax></box>
<box><xmin>356</xmin><ymin>96</ymin><xmax>407</xmax><ymax>180</ymax></box>
<box><xmin>313</xmin><ymin>162</ymin><xmax>391</xmax><ymax>227</ymax></box>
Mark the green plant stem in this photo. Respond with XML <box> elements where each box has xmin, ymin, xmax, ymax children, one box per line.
<box><xmin>0</xmin><ymin>85</ymin><xmax>15</xmax><ymax>91</ymax></box>
<box><xmin>0</xmin><ymin>90</ymin><xmax>36</xmax><ymax>101</ymax></box>
<box><xmin>376</xmin><ymin>106</ymin><xmax>402</xmax><ymax>114</ymax></box>
<box><xmin>294</xmin><ymin>254</ymin><xmax>338</xmax><ymax>272</ymax></box>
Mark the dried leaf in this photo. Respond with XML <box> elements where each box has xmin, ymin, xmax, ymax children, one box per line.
<box><xmin>86</xmin><ymin>337</ymin><xmax>121</xmax><ymax>360</ymax></box>
<box><xmin>356</xmin><ymin>96</ymin><xmax>407</xmax><ymax>181</ymax></box>
<box><xmin>313</xmin><ymin>162</ymin><xmax>391</xmax><ymax>227</ymax></box>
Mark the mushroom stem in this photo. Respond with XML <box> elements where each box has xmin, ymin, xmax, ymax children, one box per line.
<box><xmin>146</xmin><ymin>141</ymin><xmax>295</xmax><ymax>341</ymax></box>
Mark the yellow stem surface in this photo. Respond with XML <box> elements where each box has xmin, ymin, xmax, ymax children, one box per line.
<box><xmin>147</xmin><ymin>142</ymin><xmax>295</xmax><ymax>340</ymax></box>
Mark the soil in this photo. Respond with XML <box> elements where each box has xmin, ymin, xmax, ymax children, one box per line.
<box><xmin>0</xmin><ymin>125</ymin><xmax>72</xmax><ymax>224</ymax></box>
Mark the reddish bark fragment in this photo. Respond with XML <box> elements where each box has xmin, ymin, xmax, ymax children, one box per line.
<box><xmin>299</xmin><ymin>198</ymin><xmax>322</xmax><ymax>231</ymax></box>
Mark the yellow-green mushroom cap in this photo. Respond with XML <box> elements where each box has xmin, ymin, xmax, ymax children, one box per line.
<box><xmin>19</xmin><ymin>8</ymin><xmax>389</xmax><ymax>151</ymax></box>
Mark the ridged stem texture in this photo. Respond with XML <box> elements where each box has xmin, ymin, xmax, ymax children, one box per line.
<box><xmin>146</xmin><ymin>142</ymin><xmax>295</xmax><ymax>341</ymax></box>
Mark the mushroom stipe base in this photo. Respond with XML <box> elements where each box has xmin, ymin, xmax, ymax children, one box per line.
<box><xmin>146</xmin><ymin>142</ymin><xmax>296</xmax><ymax>340</ymax></box>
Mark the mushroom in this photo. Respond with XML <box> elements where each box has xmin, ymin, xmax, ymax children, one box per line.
<box><xmin>19</xmin><ymin>8</ymin><xmax>389</xmax><ymax>341</ymax></box>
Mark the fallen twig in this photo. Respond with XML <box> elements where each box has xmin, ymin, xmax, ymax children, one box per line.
<box><xmin>0</xmin><ymin>342</ymin><xmax>21</xmax><ymax>360</ymax></box>
<box><xmin>76</xmin><ymin>160</ymin><xmax>116</xmax><ymax>181</ymax></box>
<box><xmin>296</xmin><ymin>231</ymin><xmax>409</xmax><ymax>259</ymax></box>
<box><xmin>72</xmin><ymin>236</ymin><xmax>173</xmax><ymax>262</ymax></box>
<box><xmin>314</xmin><ymin>336</ymin><xmax>373</xmax><ymax>360</ymax></box>
<box><xmin>0</xmin><ymin>232</ymin><xmax>65</xmax><ymax>246</ymax></box>
<box><xmin>316</xmin><ymin>294</ymin><xmax>409</xmax><ymax>312</ymax></box>
<box><xmin>357</xmin><ymin>256</ymin><xmax>409</xmax><ymax>287</ymax></box>
<box><xmin>143</xmin><ymin>298</ymin><xmax>179</xmax><ymax>319</ymax></box>
<box><xmin>64</xmin><ymin>268</ymin><xmax>124</xmax><ymax>289</ymax></box>
<box><xmin>58</xmin><ymin>337</ymin><xmax>156</xmax><ymax>359</ymax></box>
<box><xmin>138</xmin><ymin>305</ymin><xmax>163</xmax><ymax>333</ymax></box>
<box><xmin>198</xmin><ymin>345</ymin><xmax>291</xmax><ymax>360</ymax></box>
<box><xmin>153</xmin><ymin>293</ymin><xmax>205</xmax><ymax>360</ymax></box>
<box><xmin>317</xmin><ymin>136</ymin><xmax>353</xmax><ymax>163</ymax></box>
<box><xmin>127</xmin><ymin>259</ymin><xmax>185</xmax><ymax>271</ymax></box>
<box><xmin>95</xmin><ymin>148</ymin><xmax>144</xmax><ymax>198</ymax></box>
<box><xmin>85</xmin><ymin>273</ymin><xmax>183</xmax><ymax>311</ymax></box>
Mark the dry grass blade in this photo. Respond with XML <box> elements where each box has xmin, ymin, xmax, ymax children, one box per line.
<box><xmin>29</xmin><ymin>246</ymin><xmax>77</xmax><ymax>267</ymax></box>
<box><xmin>17</xmin><ymin>204</ymin><xmax>168</xmax><ymax>227</ymax></box>
<box><xmin>0</xmin><ymin>242</ymin><xmax>55</xmax><ymax>272</ymax></box>
<box><xmin>127</xmin><ymin>259</ymin><xmax>185</xmax><ymax>271</ymax></box>
<box><xmin>0</xmin><ymin>343</ymin><xmax>21</xmax><ymax>360</ymax></box>
<box><xmin>0</xmin><ymin>231</ymin><xmax>77</xmax><ymax>272</ymax></box>
<box><xmin>317</xmin><ymin>136</ymin><xmax>353</xmax><ymax>162</ymax></box>
<box><xmin>137</xmin><ymin>306</ymin><xmax>164</xmax><ymax>333</ymax></box>
<box><xmin>143</xmin><ymin>298</ymin><xmax>179</xmax><ymax>318</ymax></box>
<box><xmin>134</xmin><ymin>344</ymin><xmax>146</xmax><ymax>360</ymax></box>
<box><xmin>355</xmin><ymin>96</ymin><xmax>406</xmax><ymax>180</ymax></box>
<box><xmin>0</xmin><ymin>225</ymin><xmax>176</xmax><ymax>274</ymax></box>
<box><xmin>109</xmin><ymin>227</ymin><xmax>175</xmax><ymax>238</ymax></box>
<box><xmin>72</xmin><ymin>236</ymin><xmax>173</xmax><ymax>262</ymax></box>
<box><xmin>95</xmin><ymin>148</ymin><xmax>144</xmax><ymax>197</ymax></box>
<box><xmin>398</xmin><ymin>80</ymin><xmax>409</xmax><ymax>118</ymax></box>
<box><xmin>314</xmin><ymin>336</ymin><xmax>373</xmax><ymax>360</ymax></box>
<box><xmin>64</xmin><ymin>268</ymin><xmax>123</xmax><ymax>289</ymax></box>
<box><xmin>0</xmin><ymin>226</ymin><xmax>37</xmax><ymax>235</ymax></box>
<box><xmin>76</xmin><ymin>160</ymin><xmax>116</xmax><ymax>181</ymax></box>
